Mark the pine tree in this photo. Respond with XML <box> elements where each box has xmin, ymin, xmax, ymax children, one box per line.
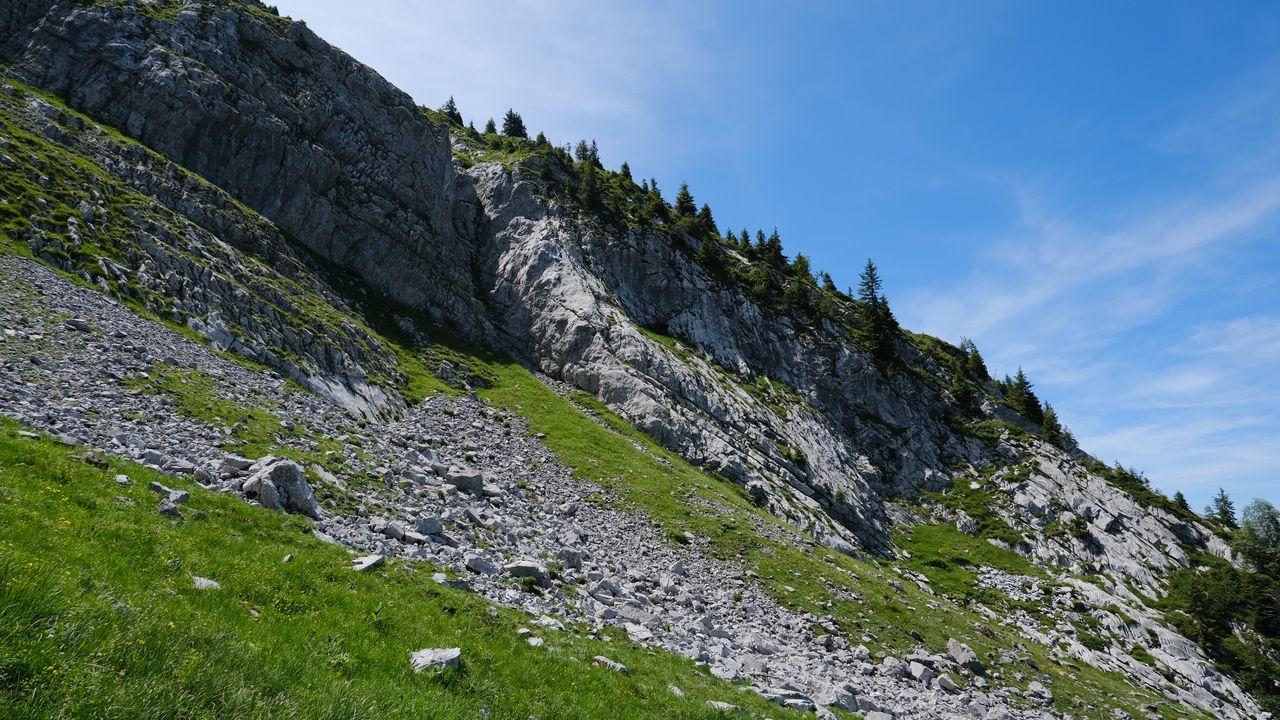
<box><xmin>1173</xmin><ymin>491</ymin><xmax>1192</xmax><ymax>514</ymax></box>
<box><xmin>696</xmin><ymin>203</ymin><xmax>717</xmax><ymax>236</ymax></box>
<box><xmin>739</xmin><ymin>229</ymin><xmax>751</xmax><ymax>251</ymax></box>
<box><xmin>1210</xmin><ymin>488</ymin><xmax>1238</xmax><ymax>529</ymax></box>
<box><xmin>959</xmin><ymin>337</ymin><xmax>989</xmax><ymax>380</ymax></box>
<box><xmin>1042</xmin><ymin>403</ymin><xmax>1062</xmax><ymax>439</ymax></box>
<box><xmin>675</xmin><ymin>183</ymin><xmax>697</xmax><ymax>217</ymax></box>
<box><xmin>619</xmin><ymin>162</ymin><xmax>632</xmax><ymax>181</ymax></box>
<box><xmin>1003</xmin><ymin>368</ymin><xmax>1045</xmax><ymax>425</ymax></box>
<box><xmin>746</xmin><ymin>263</ymin><xmax>776</xmax><ymax>304</ymax></box>
<box><xmin>820</xmin><ymin>271</ymin><xmax>837</xmax><ymax>292</ymax></box>
<box><xmin>763</xmin><ymin>228</ymin><xmax>785</xmax><ymax>266</ymax></box>
<box><xmin>501</xmin><ymin>109</ymin><xmax>527</xmax><ymax>138</ymax></box>
<box><xmin>857</xmin><ymin>258</ymin><xmax>882</xmax><ymax>305</ymax></box>
<box><xmin>534</xmin><ymin>131</ymin><xmax>548</xmax><ymax>146</ymax></box>
<box><xmin>791</xmin><ymin>253</ymin><xmax>812</xmax><ymax>281</ymax></box>
<box><xmin>578</xmin><ymin>160</ymin><xmax>601</xmax><ymax>212</ymax></box>
<box><xmin>439</xmin><ymin>96</ymin><xmax>463</xmax><ymax>125</ymax></box>
<box><xmin>483</xmin><ymin>118</ymin><xmax>497</xmax><ymax>134</ymax></box>
<box><xmin>697</xmin><ymin>236</ymin><xmax>728</xmax><ymax>280</ymax></box>
<box><xmin>855</xmin><ymin>259</ymin><xmax>898</xmax><ymax>367</ymax></box>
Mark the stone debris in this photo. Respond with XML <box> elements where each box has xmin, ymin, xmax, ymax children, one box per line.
<box><xmin>593</xmin><ymin>656</ymin><xmax>628</xmax><ymax>675</ymax></box>
<box><xmin>351</xmin><ymin>555</ymin><xmax>384</xmax><ymax>573</ymax></box>
<box><xmin>410</xmin><ymin>647</ymin><xmax>461</xmax><ymax>673</ymax></box>
<box><xmin>0</xmin><ymin>255</ymin><xmax>1264</xmax><ymax>720</ymax></box>
<box><xmin>241</xmin><ymin>460</ymin><xmax>320</xmax><ymax>519</ymax></box>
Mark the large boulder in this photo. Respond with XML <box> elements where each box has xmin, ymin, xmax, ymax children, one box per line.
<box><xmin>242</xmin><ymin>460</ymin><xmax>319</xmax><ymax>518</ymax></box>
<box><xmin>947</xmin><ymin>637</ymin><xmax>985</xmax><ymax>675</ymax></box>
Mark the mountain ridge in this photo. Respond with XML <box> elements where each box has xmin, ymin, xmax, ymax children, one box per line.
<box><xmin>0</xmin><ymin>1</ymin><xmax>1275</xmax><ymax>718</ymax></box>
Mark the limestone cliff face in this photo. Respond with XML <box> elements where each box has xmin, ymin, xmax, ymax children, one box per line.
<box><xmin>2</xmin><ymin>0</ymin><xmax>487</xmax><ymax>330</ymax></box>
<box><xmin>0</xmin><ymin>0</ymin><xmax>1230</xmax><ymax>568</ymax></box>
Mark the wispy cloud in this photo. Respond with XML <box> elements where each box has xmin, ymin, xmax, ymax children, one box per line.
<box><xmin>273</xmin><ymin>0</ymin><xmax>721</xmax><ymax>171</ymax></box>
<box><xmin>906</xmin><ymin>175</ymin><xmax>1280</xmax><ymax>350</ymax></box>
<box><xmin>898</xmin><ymin>128</ymin><xmax>1280</xmax><ymax>509</ymax></box>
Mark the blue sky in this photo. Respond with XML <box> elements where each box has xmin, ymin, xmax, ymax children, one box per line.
<box><xmin>272</xmin><ymin>0</ymin><xmax>1280</xmax><ymax>513</ymax></box>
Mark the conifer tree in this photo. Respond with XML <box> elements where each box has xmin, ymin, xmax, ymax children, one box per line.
<box><xmin>764</xmin><ymin>228</ymin><xmax>785</xmax><ymax>266</ymax></box>
<box><xmin>1042</xmin><ymin>403</ymin><xmax>1062</xmax><ymax>439</ymax></box>
<box><xmin>483</xmin><ymin>118</ymin><xmax>497</xmax><ymax>134</ymax></box>
<box><xmin>959</xmin><ymin>337</ymin><xmax>989</xmax><ymax>380</ymax></box>
<box><xmin>1210</xmin><ymin>488</ymin><xmax>1238</xmax><ymax>529</ymax></box>
<box><xmin>696</xmin><ymin>203</ymin><xmax>717</xmax><ymax>236</ymax></box>
<box><xmin>675</xmin><ymin>183</ymin><xmax>697</xmax><ymax>217</ymax></box>
<box><xmin>578</xmin><ymin>160</ymin><xmax>601</xmax><ymax>212</ymax></box>
<box><xmin>1003</xmin><ymin>368</ymin><xmax>1045</xmax><ymax>425</ymax></box>
<box><xmin>791</xmin><ymin>253</ymin><xmax>812</xmax><ymax>281</ymax></box>
<box><xmin>1173</xmin><ymin>491</ymin><xmax>1192</xmax><ymax>514</ymax></box>
<box><xmin>501</xmin><ymin>109</ymin><xmax>527</xmax><ymax>138</ymax></box>
<box><xmin>697</xmin><ymin>236</ymin><xmax>728</xmax><ymax>279</ymax></box>
<box><xmin>439</xmin><ymin>96</ymin><xmax>463</xmax><ymax>125</ymax></box>
<box><xmin>619</xmin><ymin>161</ymin><xmax>632</xmax><ymax>181</ymax></box>
<box><xmin>855</xmin><ymin>259</ymin><xmax>898</xmax><ymax>366</ymax></box>
<box><xmin>534</xmin><ymin>131</ymin><xmax>548</xmax><ymax>146</ymax></box>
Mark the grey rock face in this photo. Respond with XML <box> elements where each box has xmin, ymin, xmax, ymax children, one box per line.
<box><xmin>242</xmin><ymin>460</ymin><xmax>319</xmax><ymax>518</ymax></box>
<box><xmin>1</xmin><ymin>0</ymin><xmax>486</xmax><ymax>341</ymax></box>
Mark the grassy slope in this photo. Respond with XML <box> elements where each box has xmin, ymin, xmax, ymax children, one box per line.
<box><xmin>0</xmin><ymin>45</ymin><xmax>1217</xmax><ymax>719</ymax></box>
<box><xmin>0</xmin><ymin>419</ymin><xmax>818</xmax><ymax>720</ymax></box>
<box><xmin>73</xmin><ymin>336</ymin><xmax>1203</xmax><ymax>719</ymax></box>
<box><xmin>474</xmin><ymin>362</ymin><xmax>1206</xmax><ymax>720</ymax></box>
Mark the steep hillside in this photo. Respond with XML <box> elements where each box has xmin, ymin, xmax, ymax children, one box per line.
<box><xmin>0</xmin><ymin>1</ymin><xmax>1275</xmax><ymax>719</ymax></box>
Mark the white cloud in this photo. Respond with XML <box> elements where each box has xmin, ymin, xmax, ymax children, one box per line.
<box><xmin>897</xmin><ymin>163</ymin><xmax>1280</xmax><ymax>510</ymax></box>
<box><xmin>903</xmin><ymin>175</ymin><xmax>1280</xmax><ymax>372</ymax></box>
<box><xmin>271</xmin><ymin>0</ymin><xmax>723</xmax><ymax>172</ymax></box>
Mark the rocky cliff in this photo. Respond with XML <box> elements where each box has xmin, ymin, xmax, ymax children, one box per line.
<box><xmin>0</xmin><ymin>2</ymin><xmax>1271</xmax><ymax>719</ymax></box>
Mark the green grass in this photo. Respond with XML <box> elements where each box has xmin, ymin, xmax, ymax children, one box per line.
<box><xmin>923</xmin><ymin>472</ymin><xmax>1024</xmax><ymax>546</ymax></box>
<box><xmin>896</xmin><ymin>523</ymin><xmax>1043</xmax><ymax>600</ymax></box>
<box><xmin>124</xmin><ymin>367</ymin><xmax>301</xmax><ymax>459</ymax></box>
<box><xmin>0</xmin><ymin>418</ymin><xmax>810</xmax><ymax>719</ymax></box>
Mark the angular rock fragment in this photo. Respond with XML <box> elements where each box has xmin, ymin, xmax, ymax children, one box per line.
<box><xmin>242</xmin><ymin>459</ymin><xmax>319</xmax><ymax>518</ymax></box>
<box><xmin>409</xmin><ymin>647</ymin><xmax>461</xmax><ymax>673</ymax></box>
